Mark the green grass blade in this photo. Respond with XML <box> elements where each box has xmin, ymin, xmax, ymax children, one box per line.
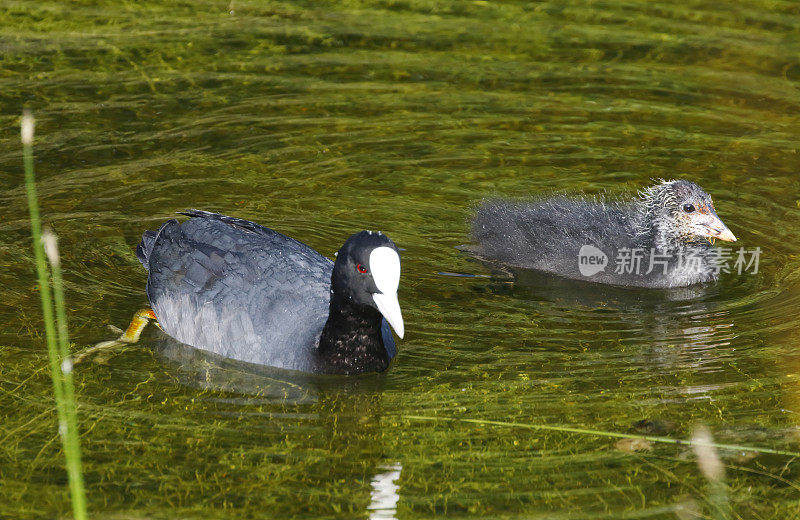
<box><xmin>402</xmin><ymin>414</ymin><xmax>800</xmax><ymax>458</ymax></box>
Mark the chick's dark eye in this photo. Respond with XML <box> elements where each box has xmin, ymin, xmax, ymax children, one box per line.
<box><xmin>356</xmin><ymin>263</ymin><xmax>368</xmax><ymax>274</ymax></box>
<box><xmin>682</xmin><ymin>204</ymin><xmax>695</xmax><ymax>213</ymax></box>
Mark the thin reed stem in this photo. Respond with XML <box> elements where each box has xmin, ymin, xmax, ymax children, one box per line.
<box><xmin>693</xmin><ymin>427</ymin><xmax>731</xmax><ymax>520</ymax></box>
<box><xmin>43</xmin><ymin>230</ymin><xmax>87</xmax><ymax>517</ymax></box>
<box><xmin>23</xmin><ymin>111</ymin><xmax>88</xmax><ymax>520</ymax></box>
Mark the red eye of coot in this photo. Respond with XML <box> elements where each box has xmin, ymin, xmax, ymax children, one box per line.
<box><xmin>357</xmin><ymin>263</ymin><xmax>368</xmax><ymax>274</ymax></box>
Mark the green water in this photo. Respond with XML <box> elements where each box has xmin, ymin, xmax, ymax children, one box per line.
<box><xmin>3</xmin><ymin>0</ymin><xmax>800</xmax><ymax>518</ymax></box>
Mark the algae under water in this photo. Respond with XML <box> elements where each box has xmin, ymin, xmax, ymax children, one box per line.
<box><xmin>2</xmin><ymin>0</ymin><xmax>800</xmax><ymax>518</ymax></box>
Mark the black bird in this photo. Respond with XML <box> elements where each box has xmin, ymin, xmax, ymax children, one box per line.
<box><xmin>135</xmin><ymin>210</ymin><xmax>404</xmax><ymax>374</ymax></box>
<box><xmin>470</xmin><ymin>180</ymin><xmax>737</xmax><ymax>288</ymax></box>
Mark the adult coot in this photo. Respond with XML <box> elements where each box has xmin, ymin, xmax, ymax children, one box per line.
<box><xmin>136</xmin><ymin>210</ymin><xmax>404</xmax><ymax>374</ymax></box>
<box><xmin>470</xmin><ymin>180</ymin><xmax>737</xmax><ymax>288</ymax></box>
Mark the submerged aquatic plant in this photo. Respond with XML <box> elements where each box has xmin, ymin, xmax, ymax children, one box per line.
<box><xmin>22</xmin><ymin>110</ymin><xmax>88</xmax><ymax>520</ymax></box>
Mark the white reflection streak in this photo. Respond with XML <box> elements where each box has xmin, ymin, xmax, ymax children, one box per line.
<box><xmin>368</xmin><ymin>463</ymin><xmax>402</xmax><ymax>520</ymax></box>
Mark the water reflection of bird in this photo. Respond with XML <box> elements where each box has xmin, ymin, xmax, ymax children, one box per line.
<box><xmin>153</xmin><ymin>342</ymin><xmax>401</xmax><ymax>519</ymax></box>
<box><xmin>136</xmin><ymin>210</ymin><xmax>404</xmax><ymax>374</ymax></box>
<box><xmin>470</xmin><ymin>180</ymin><xmax>737</xmax><ymax>288</ymax></box>
<box><xmin>477</xmin><ymin>265</ymin><xmax>738</xmax><ymax>377</ymax></box>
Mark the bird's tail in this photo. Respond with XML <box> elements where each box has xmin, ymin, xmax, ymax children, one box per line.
<box><xmin>136</xmin><ymin>220</ymin><xmax>180</xmax><ymax>269</ymax></box>
<box><xmin>135</xmin><ymin>230</ymin><xmax>158</xmax><ymax>269</ymax></box>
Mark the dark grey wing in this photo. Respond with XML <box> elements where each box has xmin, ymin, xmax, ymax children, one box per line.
<box><xmin>142</xmin><ymin>216</ymin><xmax>335</xmax><ymax>371</ymax></box>
<box><xmin>177</xmin><ymin>209</ymin><xmax>321</xmax><ymax>256</ymax></box>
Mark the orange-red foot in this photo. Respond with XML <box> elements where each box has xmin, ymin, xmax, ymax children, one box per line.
<box><xmin>75</xmin><ymin>308</ymin><xmax>159</xmax><ymax>364</ymax></box>
<box><xmin>120</xmin><ymin>308</ymin><xmax>158</xmax><ymax>343</ymax></box>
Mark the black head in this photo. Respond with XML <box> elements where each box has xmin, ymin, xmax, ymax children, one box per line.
<box><xmin>331</xmin><ymin>231</ymin><xmax>404</xmax><ymax>338</ymax></box>
<box><xmin>640</xmin><ymin>180</ymin><xmax>736</xmax><ymax>245</ymax></box>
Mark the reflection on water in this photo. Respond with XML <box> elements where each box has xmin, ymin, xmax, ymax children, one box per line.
<box><xmin>479</xmin><ymin>263</ymin><xmax>740</xmax><ymax>371</ymax></box>
<box><xmin>368</xmin><ymin>463</ymin><xmax>402</xmax><ymax>520</ymax></box>
<box><xmin>154</xmin><ymin>333</ymin><xmax>321</xmax><ymax>403</ymax></box>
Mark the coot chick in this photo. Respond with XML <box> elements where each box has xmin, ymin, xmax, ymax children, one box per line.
<box><xmin>471</xmin><ymin>180</ymin><xmax>736</xmax><ymax>288</ymax></box>
<box><xmin>136</xmin><ymin>210</ymin><xmax>404</xmax><ymax>375</ymax></box>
